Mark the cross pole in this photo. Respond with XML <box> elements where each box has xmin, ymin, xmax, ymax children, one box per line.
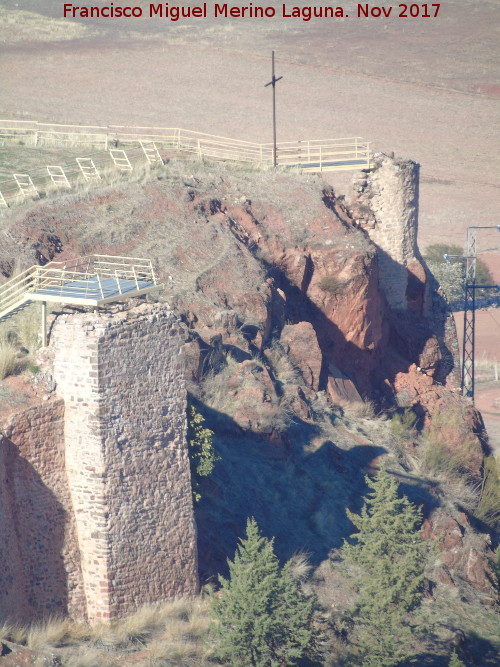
<box><xmin>264</xmin><ymin>51</ymin><xmax>283</xmax><ymax>167</ymax></box>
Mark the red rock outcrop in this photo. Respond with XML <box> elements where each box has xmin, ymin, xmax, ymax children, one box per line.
<box><xmin>422</xmin><ymin>510</ymin><xmax>496</xmax><ymax>600</ymax></box>
<box><xmin>280</xmin><ymin>322</ymin><xmax>322</xmax><ymax>391</ymax></box>
<box><xmin>1</xmin><ymin>156</ymin><xmax>494</xmax><ymax>611</ymax></box>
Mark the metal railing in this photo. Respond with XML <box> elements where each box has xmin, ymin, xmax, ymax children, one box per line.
<box><xmin>0</xmin><ymin>119</ymin><xmax>372</xmax><ymax>165</ymax></box>
<box><xmin>0</xmin><ymin>120</ymin><xmax>372</xmax><ymax>207</ymax></box>
<box><xmin>0</xmin><ymin>255</ymin><xmax>159</xmax><ymax>319</ymax></box>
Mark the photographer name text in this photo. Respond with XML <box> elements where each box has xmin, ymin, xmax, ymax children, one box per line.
<box><xmin>62</xmin><ymin>3</ymin><xmax>442</xmax><ymax>21</ymax></box>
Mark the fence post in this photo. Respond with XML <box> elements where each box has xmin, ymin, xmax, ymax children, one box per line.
<box><xmin>132</xmin><ymin>265</ymin><xmax>139</xmax><ymax>290</ymax></box>
<box><xmin>319</xmin><ymin>145</ymin><xmax>323</xmax><ymax>172</ymax></box>
<box><xmin>41</xmin><ymin>301</ymin><xmax>47</xmax><ymax>347</ymax></box>
<box><xmin>115</xmin><ymin>270</ymin><xmax>122</xmax><ymax>294</ymax></box>
<box><xmin>149</xmin><ymin>260</ymin><xmax>158</xmax><ymax>285</ymax></box>
<box><xmin>96</xmin><ymin>274</ymin><xmax>104</xmax><ymax>299</ymax></box>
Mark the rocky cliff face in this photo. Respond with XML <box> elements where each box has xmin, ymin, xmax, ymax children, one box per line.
<box><xmin>0</xmin><ymin>154</ymin><xmax>496</xmax><ymax>617</ymax></box>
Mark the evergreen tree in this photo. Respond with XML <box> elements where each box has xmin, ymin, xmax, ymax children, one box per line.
<box><xmin>341</xmin><ymin>469</ymin><xmax>425</xmax><ymax>667</ymax></box>
<box><xmin>448</xmin><ymin>650</ymin><xmax>466</xmax><ymax>667</ymax></box>
<box><xmin>210</xmin><ymin>518</ymin><xmax>322</xmax><ymax>667</ymax></box>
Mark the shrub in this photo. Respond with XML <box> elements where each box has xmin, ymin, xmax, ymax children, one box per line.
<box><xmin>424</xmin><ymin>243</ymin><xmax>495</xmax><ymax>305</ymax></box>
<box><xmin>389</xmin><ymin>407</ymin><xmax>418</xmax><ymax>441</ymax></box>
<box><xmin>448</xmin><ymin>649</ymin><xmax>466</xmax><ymax>667</ymax></box>
<box><xmin>187</xmin><ymin>403</ymin><xmax>219</xmax><ymax>502</ymax></box>
<box><xmin>318</xmin><ymin>276</ymin><xmax>343</xmax><ymax>294</ymax></box>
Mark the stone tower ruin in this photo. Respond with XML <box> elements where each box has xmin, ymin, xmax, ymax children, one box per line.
<box><xmin>348</xmin><ymin>153</ymin><xmax>429</xmax><ymax>313</ymax></box>
<box><xmin>0</xmin><ymin>304</ymin><xmax>198</xmax><ymax>622</ymax></box>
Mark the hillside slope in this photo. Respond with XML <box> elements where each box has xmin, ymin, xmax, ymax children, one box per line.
<box><xmin>0</xmin><ymin>158</ymin><xmax>498</xmax><ymax>663</ymax></box>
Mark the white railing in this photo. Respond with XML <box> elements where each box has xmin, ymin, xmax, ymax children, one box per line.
<box><xmin>0</xmin><ymin>255</ymin><xmax>159</xmax><ymax>318</ymax></box>
<box><xmin>0</xmin><ymin>120</ymin><xmax>373</xmax><ymax>207</ymax></box>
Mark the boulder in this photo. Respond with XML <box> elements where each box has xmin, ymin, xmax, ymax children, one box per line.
<box><xmin>280</xmin><ymin>322</ymin><xmax>323</xmax><ymax>391</ymax></box>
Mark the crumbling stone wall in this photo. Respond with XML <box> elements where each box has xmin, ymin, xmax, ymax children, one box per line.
<box><xmin>347</xmin><ymin>154</ymin><xmax>460</xmax><ymax>386</ymax></box>
<box><xmin>0</xmin><ymin>400</ymin><xmax>86</xmax><ymax>621</ymax></box>
<box><xmin>51</xmin><ymin>304</ymin><xmax>199</xmax><ymax>621</ymax></box>
<box><xmin>348</xmin><ymin>154</ymin><xmax>422</xmax><ymax>311</ymax></box>
<box><xmin>0</xmin><ymin>303</ymin><xmax>198</xmax><ymax>624</ymax></box>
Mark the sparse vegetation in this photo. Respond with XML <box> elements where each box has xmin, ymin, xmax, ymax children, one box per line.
<box><xmin>0</xmin><ymin>339</ymin><xmax>18</xmax><ymax>379</ymax></box>
<box><xmin>318</xmin><ymin>275</ymin><xmax>343</xmax><ymax>295</ymax></box>
<box><xmin>424</xmin><ymin>243</ymin><xmax>496</xmax><ymax>306</ymax></box>
<box><xmin>187</xmin><ymin>403</ymin><xmax>219</xmax><ymax>502</ymax></box>
<box><xmin>448</xmin><ymin>649</ymin><xmax>466</xmax><ymax>667</ymax></box>
<box><xmin>389</xmin><ymin>407</ymin><xmax>418</xmax><ymax>441</ymax></box>
<box><xmin>475</xmin><ymin>455</ymin><xmax>500</xmax><ymax>529</ymax></box>
<box><xmin>0</xmin><ymin>598</ymin><xmax>215</xmax><ymax>665</ymax></box>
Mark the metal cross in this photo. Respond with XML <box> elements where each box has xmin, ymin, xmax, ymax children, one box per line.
<box><xmin>264</xmin><ymin>51</ymin><xmax>283</xmax><ymax>168</ymax></box>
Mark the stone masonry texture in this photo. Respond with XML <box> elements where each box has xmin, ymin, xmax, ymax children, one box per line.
<box><xmin>349</xmin><ymin>154</ymin><xmax>420</xmax><ymax>310</ymax></box>
<box><xmin>0</xmin><ymin>400</ymin><xmax>86</xmax><ymax>622</ymax></box>
<box><xmin>0</xmin><ymin>303</ymin><xmax>199</xmax><ymax>623</ymax></box>
<box><xmin>51</xmin><ymin>304</ymin><xmax>199</xmax><ymax>621</ymax></box>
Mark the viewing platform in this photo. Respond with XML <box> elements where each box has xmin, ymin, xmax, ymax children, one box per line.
<box><xmin>0</xmin><ymin>255</ymin><xmax>161</xmax><ymax>343</ymax></box>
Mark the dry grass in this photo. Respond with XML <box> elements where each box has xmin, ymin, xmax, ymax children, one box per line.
<box><xmin>410</xmin><ymin>437</ymin><xmax>480</xmax><ymax>511</ymax></box>
<box><xmin>0</xmin><ymin>598</ymin><xmax>215</xmax><ymax>666</ymax></box>
<box><xmin>0</xmin><ymin>339</ymin><xmax>18</xmax><ymax>379</ymax></box>
<box><xmin>265</xmin><ymin>340</ymin><xmax>302</xmax><ymax>387</ymax></box>
<box><xmin>26</xmin><ymin>617</ymin><xmax>73</xmax><ymax>650</ymax></box>
<box><xmin>475</xmin><ymin>455</ymin><xmax>500</xmax><ymax>528</ymax></box>
<box><xmin>109</xmin><ymin>604</ymin><xmax>168</xmax><ymax>647</ymax></box>
<box><xmin>288</xmin><ymin>551</ymin><xmax>313</xmax><ymax>582</ymax></box>
<box><xmin>0</xmin><ymin>621</ymin><xmax>29</xmax><ymax>645</ymax></box>
<box><xmin>0</xmin><ymin>141</ymin><xmax>162</xmax><ymax>211</ymax></box>
<box><xmin>13</xmin><ymin>303</ymin><xmax>42</xmax><ymax>353</ymax></box>
<box><xmin>64</xmin><ymin>648</ymin><xmax>103</xmax><ymax>667</ymax></box>
<box><xmin>0</xmin><ymin>303</ymin><xmax>48</xmax><ymax>380</ymax></box>
<box><xmin>335</xmin><ymin>396</ymin><xmax>376</xmax><ymax>420</ymax></box>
